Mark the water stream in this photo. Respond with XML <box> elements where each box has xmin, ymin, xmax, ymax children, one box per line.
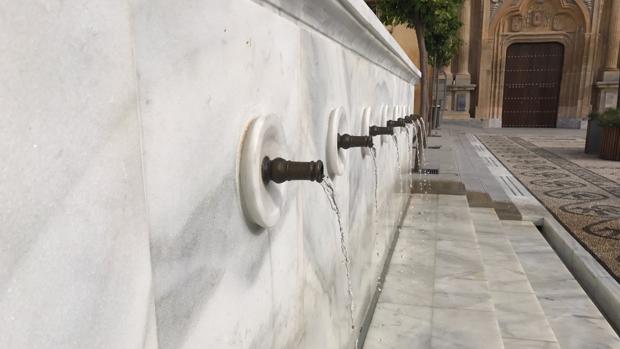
<box><xmin>414</xmin><ymin>130</ymin><xmax>426</xmax><ymax>194</ymax></box>
<box><xmin>370</xmin><ymin>147</ymin><xmax>379</xmax><ymax>213</ymax></box>
<box><xmin>404</xmin><ymin>127</ymin><xmax>412</xmax><ymax>188</ymax></box>
<box><xmin>320</xmin><ymin>178</ymin><xmax>355</xmax><ymax>335</ymax></box>
<box><xmin>392</xmin><ymin>134</ymin><xmax>402</xmax><ymax>192</ymax></box>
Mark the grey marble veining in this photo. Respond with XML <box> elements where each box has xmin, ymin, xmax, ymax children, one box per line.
<box><xmin>0</xmin><ymin>1</ymin><xmax>156</xmax><ymax>348</ymax></box>
<box><xmin>1</xmin><ymin>0</ymin><xmax>419</xmax><ymax>348</ymax></box>
<box><xmin>431</xmin><ymin>308</ymin><xmax>504</xmax><ymax>349</ymax></box>
<box><xmin>502</xmin><ymin>218</ymin><xmax>620</xmax><ymax>348</ymax></box>
<box><xmin>502</xmin><ymin>338</ymin><xmax>561</xmax><ymax>349</ymax></box>
<box><xmin>364</xmin><ymin>303</ymin><xmax>432</xmax><ymax>349</ymax></box>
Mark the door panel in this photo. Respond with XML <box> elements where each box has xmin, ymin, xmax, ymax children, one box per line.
<box><xmin>502</xmin><ymin>43</ymin><xmax>564</xmax><ymax>128</ymax></box>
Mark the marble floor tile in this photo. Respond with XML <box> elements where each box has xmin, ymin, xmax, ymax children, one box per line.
<box><xmin>495</xmin><ymin>311</ymin><xmax>557</xmax><ymax>342</ymax></box>
<box><xmin>380</xmin><ymin>272</ymin><xmax>434</xmax><ymax>307</ymax></box>
<box><xmin>390</xmin><ymin>237</ymin><xmax>435</xmax><ymax>267</ymax></box>
<box><xmin>435</xmin><ymin>226</ymin><xmax>477</xmax><ymax>242</ymax></box>
<box><xmin>528</xmin><ymin>279</ymin><xmax>586</xmax><ymax>298</ymax></box>
<box><xmin>437</xmin><ymin>195</ymin><xmax>469</xmax><ymax>207</ymax></box>
<box><xmin>470</xmin><ymin>207</ymin><xmax>499</xmax><ymax>214</ymax></box>
<box><xmin>486</xmin><ymin>268</ymin><xmax>535</xmax><ymax>293</ymax></box>
<box><xmin>436</xmin><ymin>210</ymin><xmax>472</xmax><ymax>223</ymax></box>
<box><xmin>435</xmin><ymin>277</ymin><xmax>490</xmax><ymax>295</ymax></box>
<box><xmin>471</xmin><ymin>212</ymin><xmax>501</xmax><ymax>223</ymax></box>
<box><xmin>477</xmin><ymin>238</ymin><xmax>520</xmax><ymax>261</ymax></box>
<box><xmin>490</xmin><ymin>291</ymin><xmax>545</xmax><ymax>315</ymax></box>
<box><xmin>435</xmin><ymin>240</ymin><xmax>485</xmax><ymax>280</ymax></box>
<box><xmin>398</xmin><ymin>227</ymin><xmax>437</xmax><ymax>241</ymax></box>
<box><xmin>473</xmin><ymin>225</ymin><xmax>506</xmax><ymax>237</ymax></box>
<box><xmin>545</xmin><ymin>314</ymin><xmax>620</xmax><ymax>349</ymax></box>
<box><xmin>509</xmin><ymin>240</ymin><xmax>555</xmax><ymax>254</ymax></box>
<box><xmin>502</xmin><ymin>338</ymin><xmax>560</xmax><ymax>349</ymax></box>
<box><xmin>472</xmin><ymin>219</ymin><xmax>504</xmax><ymax>232</ymax></box>
<box><xmin>502</xmin><ymin>220</ymin><xmax>538</xmax><ymax>227</ymax></box>
<box><xmin>431</xmin><ymin>308</ymin><xmax>503</xmax><ymax>349</ymax></box>
<box><xmin>514</xmin><ymin>251</ymin><xmax>574</xmax><ymax>283</ymax></box>
<box><xmin>536</xmin><ymin>294</ymin><xmax>601</xmax><ymax>319</ymax></box>
<box><xmin>402</xmin><ymin>214</ymin><xmax>437</xmax><ymax>228</ymax></box>
<box><xmin>364</xmin><ymin>303</ymin><xmax>432</xmax><ymax>349</ymax></box>
<box><xmin>433</xmin><ymin>289</ymin><xmax>494</xmax><ymax>312</ymax></box>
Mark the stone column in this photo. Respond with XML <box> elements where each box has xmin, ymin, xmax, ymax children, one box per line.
<box><xmin>441</xmin><ymin>64</ymin><xmax>453</xmax><ymax>112</ymax></box>
<box><xmin>596</xmin><ymin>0</ymin><xmax>620</xmax><ymax>114</ymax></box>
<box><xmin>443</xmin><ymin>0</ymin><xmax>477</xmax><ymax>121</ymax></box>
<box><xmin>443</xmin><ymin>64</ymin><xmax>453</xmax><ymax>82</ymax></box>
<box><xmin>456</xmin><ymin>0</ymin><xmax>471</xmax><ymax>81</ymax></box>
<box><xmin>605</xmin><ymin>0</ymin><xmax>620</xmax><ymax>71</ymax></box>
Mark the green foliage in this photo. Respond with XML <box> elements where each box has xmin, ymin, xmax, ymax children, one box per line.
<box><xmin>595</xmin><ymin>108</ymin><xmax>620</xmax><ymax>128</ymax></box>
<box><xmin>377</xmin><ymin>0</ymin><xmax>462</xmax><ymax>66</ymax></box>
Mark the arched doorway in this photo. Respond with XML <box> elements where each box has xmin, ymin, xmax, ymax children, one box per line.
<box><xmin>501</xmin><ymin>42</ymin><xmax>564</xmax><ymax>127</ymax></box>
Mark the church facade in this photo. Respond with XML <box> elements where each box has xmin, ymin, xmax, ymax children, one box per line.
<box><xmin>373</xmin><ymin>0</ymin><xmax>620</xmax><ymax>128</ymax></box>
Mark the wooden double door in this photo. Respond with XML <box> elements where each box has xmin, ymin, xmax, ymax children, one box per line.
<box><xmin>501</xmin><ymin>42</ymin><xmax>564</xmax><ymax>128</ymax></box>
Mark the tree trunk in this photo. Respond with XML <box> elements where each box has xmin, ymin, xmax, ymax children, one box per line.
<box><xmin>433</xmin><ymin>65</ymin><xmax>440</xmax><ymax>128</ymax></box>
<box><xmin>415</xmin><ymin>25</ymin><xmax>430</xmax><ymax>134</ymax></box>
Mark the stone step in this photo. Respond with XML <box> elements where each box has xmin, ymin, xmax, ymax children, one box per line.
<box><xmin>364</xmin><ymin>194</ymin><xmax>504</xmax><ymax>349</ymax></box>
<box><xmin>501</xmin><ymin>220</ymin><xmax>620</xmax><ymax>349</ymax></box>
<box><xmin>470</xmin><ymin>208</ymin><xmax>560</xmax><ymax>348</ymax></box>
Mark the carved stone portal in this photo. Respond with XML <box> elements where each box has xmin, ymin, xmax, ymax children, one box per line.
<box><xmin>532</xmin><ymin>11</ymin><xmax>544</xmax><ymax>26</ymax></box>
<box><xmin>552</xmin><ymin>15</ymin><xmax>563</xmax><ymax>30</ymax></box>
<box><xmin>511</xmin><ymin>16</ymin><xmax>523</xmax><ymax>32</ymax></box>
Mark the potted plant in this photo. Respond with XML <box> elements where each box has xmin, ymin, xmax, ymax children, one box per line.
<box><xmin>596</xmin><ymin>108</ymin><xmax>620</xmax><ymax>160</ymax></box>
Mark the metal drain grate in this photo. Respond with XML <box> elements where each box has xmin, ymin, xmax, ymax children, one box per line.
<box><xmin>415</xmin><ymin>168</ymin><xmax>439</xmax><ymax>174</ymax></box>
<box><xmin>427</xmin><ymin>145</ymin><xmax>441</xmax><ymax>149</ymax></box>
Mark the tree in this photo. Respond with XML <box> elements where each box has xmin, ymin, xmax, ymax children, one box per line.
<box><xmin>377</xmin><ymin>0</ymin><xmax>462</xmax><ymax>129</ymax></box>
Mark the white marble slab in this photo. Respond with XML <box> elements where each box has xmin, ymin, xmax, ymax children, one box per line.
<box><xmin>0</xmin><ymin>1</ymin><xmax>155</xmax><ymax>348</ymax></box>
<box><xmin>1</xmin><ymin>0</ymin><xmax>419</xmax><ymax>347</ymax></box>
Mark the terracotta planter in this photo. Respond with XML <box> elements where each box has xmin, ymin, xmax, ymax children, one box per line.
<box><xmin>600</xmin><ymin>127</ymin><xmax>620</xmax><ymax>161</ymax></box>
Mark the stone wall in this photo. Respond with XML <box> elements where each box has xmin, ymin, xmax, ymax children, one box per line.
<box><xmin>0</xmin><ymin>0</ymin><xmax>420</xmax><ymax>348</ymax></box>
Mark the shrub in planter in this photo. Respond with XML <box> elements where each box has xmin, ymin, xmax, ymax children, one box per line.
<box><xmin>596</xmin><ymin>108</ymin><xmax>620</xmax><ymax>161</ymax></box>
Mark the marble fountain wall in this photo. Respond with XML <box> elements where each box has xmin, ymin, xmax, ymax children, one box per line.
<box><xmin>0</xmin><ymin>0</ymin><xmax>420</xmax><ymax>348</ymax></box>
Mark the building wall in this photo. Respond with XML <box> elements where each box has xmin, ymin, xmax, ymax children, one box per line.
<box><xmin>391</xmin><ymin>25</ymin><xmax>422</xmax><ymax>114</ymax></box>
<box><xmin>474</xmin><ymin>0</ymin><xmax>598</xmax><ymax>128</ymax></box>
<box><xmin>0</xmin><ymin>0</ymin><xmax>420</xmax><ymax>348</ymax></box>
<box><xmin>375</xmin><ymin>0</ymin><xmax>620</xmax><ymax>128</ymax></box>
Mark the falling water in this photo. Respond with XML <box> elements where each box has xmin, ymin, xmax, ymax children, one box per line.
<box><xmin>420</xmin><ymin>118</ymin><xmax>428</xmax><ymax>148</ymax></box>
<box><xmin>404</xmin><ymin>127</ymin><xmax>413</xmax><ymax>188</ymax></box>
<box><xmin>370</xmin><ymin>147</ymin><xmax>379</xmax><ymax>212</ymax></box>
<box><xmin>415</xmin><ymin>136</ymin><xmax>426</xmax><ymax>194</ymax></box>
<box><xmin>320</xmin><ymin>178</ymin><xmax>356</xmax><ymax>335</ymax></box>
<box><xmin>392</xmin><ymin>134</ymin><xmax>402</xmax><ymax>192</ymax></box>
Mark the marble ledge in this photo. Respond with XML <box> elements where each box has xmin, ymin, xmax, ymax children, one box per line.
<box><xmin>253</xmin><ymin>0</ymin><xmax>421</xmax><ymax>83</ymax></box>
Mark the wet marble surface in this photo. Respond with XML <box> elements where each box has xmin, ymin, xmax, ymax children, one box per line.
<box><xmin>364</xmin><ymin>303</ymin><xmax>432</xmax><ymax>349</ymax></box>
<box><xmin>366</xmin><ymin>194</ymin><xmax>505</xmax><ymax>348</ymax></box>
<box><xmin>366</xmin><ymin>128</ymin><xmax>620</xmax><ymax>349</ymax></box>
